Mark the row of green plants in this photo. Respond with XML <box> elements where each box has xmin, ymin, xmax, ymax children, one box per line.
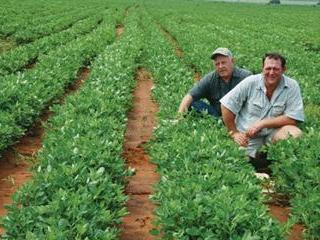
<box><xmin>0</xmin><ymin>0</ymin><xmax>73</xmax><ymax>33</ymax></box>
<box><xmin>0</xmin><ymin>0</ymin><xmax>318</xmax><ymax>238</ymax></box>
<box><xmin>145</xmin><ymin>0</ymin><xmax>320</xmax><ymax>105</ymax></box>
<box><xmin>0</xmin><ymin>9</ymin><xmax>122</xmax><ymax>154</ymax></box>
<box><xmin>267</xmin><ymin>112</ymin><xmax>320</xmax><ymax>239</ymax></box>
<box><xmin>1</xmin><ymin>7</ymin><xmax>143</xmax><ymax>239</ymax></box>
<box><xmin>0</xmin><ymin>15</ymin><xmax>102</xmax><ymax>76</ymax></box>
<box><xmin>11</xmin><ymin>7</ymin><xmax>103</xmax><ymax>44</ymax></box>
<box><xmin>140</xmin><ymin>9</ymin><xmax>287</xmax><ymax>239</ymax></box>
<box><xmin>0</xmin><ymin>12</ymin><xmax>106</xmax><ymax>76</ymax></box>
<box><xmin>144</xmin><ymin>1</ymin><xmax>320</xmax><ymax>238</ymax></box>
<box><xmin>0</xmin><ymin>1</ymin><xmax>106</xmax><ymax>43</ymax></box>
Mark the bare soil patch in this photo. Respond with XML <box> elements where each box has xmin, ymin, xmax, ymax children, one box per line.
<box><xmin>66</xmin><ymin>67</ymin><xmax>90</xmax><ymax>94</ymax></box>
<box><xmin>25</xmin><ymin>58</ymin><xmax>37</xmax><ymax>70</ymax></box>
<box><xmin>0</xmin><ymin>66</ymin><xmax>90</xmax><ymax>235</ymax></box>
<box><xmin>0</xmin><ymin>110</ymin><xmax>50</xmax><ymax>235</ymax></box>
<box><xmin>116</xmin><ymin>24</ymin><xmax>125</xmax><ymax>39</ymax></box>
<box><xmin>0</xmin><ymin>39</ymin><xmax>16</xmax><ymax>53</ymax></box>
<box><xmin>268</xmin><ymin>204</ymin><xmax>304</xmax><ymax>240</ymax></box>
<box><xmin>120</xmin><ymin>68</ymin><xmax>159</xmax><ymax>240</ymax></box>
<box><xmin>194</xmin><ymin>71</ymin><xmax>201</xmax><ymax>81</ymax></box>
<box><xmin>267</xmin><ymin>192</ymin><xmax>303</xmax><ymax>239</ymax></box>
<box><xmin>253</xmin><ymin>154</ymin><xmax>304</xmax><ymax>239</ymax></box>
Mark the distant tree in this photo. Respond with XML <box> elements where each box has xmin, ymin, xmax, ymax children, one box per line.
<box><xmin>269</xmin><ymin>0</ymin><xmax>280</xmax><ymax>3</ymax></box>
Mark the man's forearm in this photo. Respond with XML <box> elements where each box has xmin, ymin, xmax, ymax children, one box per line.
<box><xmin>259</xmin><ymin>115</ymin><xmax>297</xmax><ymax>129</ymax></box>
<box><xmin>221</xmin><ymin>104</ymin><xmax>249</xmax><ymax>146</ymax></box>
<box><xmin>221</xmin><ymin>105</ymin><xmax>238</xmax><ymax>134</ymax></box>
<box><xmin>178</xmin><ymin>94</ymin><xmax>193</xmax><ymax>113</ymax></box>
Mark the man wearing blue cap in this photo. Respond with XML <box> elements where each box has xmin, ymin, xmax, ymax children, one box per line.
<box><xmin>178</xmin><ymin>47</ymin><xmax>251</xmax><ymax>117</ymax></box>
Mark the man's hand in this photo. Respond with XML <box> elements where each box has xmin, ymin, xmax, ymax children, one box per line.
<box><xmin>246</xmin><ymin>121</ymin><xmax>264</xmax><ymax>138</ymax></box>
<box><xmin>178</xmin><ymin>94</ymin><xmax>193</xmax><ymax>113</ymax></box>
<box><xmin>231</xmin><ymin>131</ymin><xmax>249</xmax><ymax>147</ymax></box>
<box><xmin>176</xmin><ymin>111</ymin><xmax>186</xmax><ymax>121</ymax></box>
<box><xmin>221</xmin><ymin>105</ymin><xmax>248</xmax><ymax>146</ymax></box>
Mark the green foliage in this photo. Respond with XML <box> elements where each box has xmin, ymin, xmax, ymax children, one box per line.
<box><xmin>141</xmin><ymin>11</ymin><xmax>285</xmax><ymax>239</ymax></box>
<box><xmin>0</xmin><ymin>9</ymin><xmax>120</xmax><ymax>153</ymax></box>
<box><xmin>1</xmin><ymin>4</ymin><xmax>143</xmax><ymax>239</ymax></box>
<box><xmin>268</xmin><ymin>129</ymin><xmax>320</xmax><ymax>239</ymax></box>
<box><xmin>143</xmin><ymin>2</ymin><xmax>320</xmax><ymax>239</ymax></box>
<box><xmin>0</xmin><ymin>38</ymin><xmax>15</xmax><ymax>53</ymax></box>
<box><xmin>1</xmin><ymin>0</ymin><xmax>319</xmax><ymax>238</ymax></box>
<box><xmin>145</xmin><ymin>0</ymin><xmax>320</xmax><ymax>104</ymax></box>
<box><xmin>0</xmin><ymin>12</ymin><xmax>106</xmax><ymax>76</ymax></box>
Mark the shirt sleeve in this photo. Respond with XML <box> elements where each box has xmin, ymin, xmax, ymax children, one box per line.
<box><xmin>220</xmin><ymin>77</ymin><xmax>251</xmax><ymax>114</ymax></box>
<box><xmin>284</xmin><ymin>81</ymin><xmax>304</xmax><ymax>122</ymax></box>
<box><xmin>188</xmin><ymin>72</ymin><xmax>213</xmax><ymax>101</ymax></box>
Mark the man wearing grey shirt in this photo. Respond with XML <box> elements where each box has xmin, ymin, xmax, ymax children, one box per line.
<box><xmin>220</xmin><ymin>53</ymin><xmax>304</xmax><ymax>159</ymax></box>
<box><xmin>178</xmin><ymin>47</ymin><xmax>251</xmax><ymax>117</ymax></box>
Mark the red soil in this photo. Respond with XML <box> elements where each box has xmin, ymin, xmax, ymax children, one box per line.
<box><xmin>0</xmin><ymin>111</ymin><xmax>49</xmax><ymax>235</ymax></box>
<box><xmin>194</xmin><ymin>71</ymin><xmax>201</xmax><ymax>81</ymax></box>
<box><xmin>268</xmin><ymin>199</ymin><xmax>304</xmax><ymax>239</ymax></box>
<box><xmin>116</xmin><ymin>24</ymin><xmax>124</xmax><ymax>39</ymax></box>
<box><xmin>120</xmin><ymin>68</ymin><xmax>159</xmax><ymax>240</ymax></box>
<box><xmin>0</xmin><ymin>67</ymin><xmax>90</xmax><ymax>235</ymax></box>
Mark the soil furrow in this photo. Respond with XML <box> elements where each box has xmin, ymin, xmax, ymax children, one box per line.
<box><xmin>116</xmin><ymin>24</ymin><xmax>124</xmax><ymax>39</ymax></box>
<box><xmin>268</xmin><ymin>200</ymin><xmax>304</xmax><ymax>239</ymax></box>
<box><xmin>120</xmin><ymin>68</ymin><xmax>159</xmax><ymax>240</ymax></box>
<box><xmin>157</xmin><ymin>23</ymin><xmax>201</xmax><ymax>81</ymax></box>
<box><xmin>157</xmin><ymin>24</ymin><xmax>183</xmax><ymax>58</ymax></box>
<box><xmin>0</xmin><ymin>66</ymin><xmax>91</xmax><ymax>235</ymax></box>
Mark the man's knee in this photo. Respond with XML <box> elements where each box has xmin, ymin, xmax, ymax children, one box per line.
<box><xmin>272</xmin><ymin>125</ymin><xmax>303</xmax><ymax>142</ymax></box>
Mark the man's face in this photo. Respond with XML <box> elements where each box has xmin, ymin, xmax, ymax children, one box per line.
<box><xmin>263</xmin><ymin>57</ymin><xmax>286</xmax><ymax>87</ymax></box>
<box><xmin>213</xmin><ymin>55</ymin><xmax>234</xmax><ymax>81</ymax></box>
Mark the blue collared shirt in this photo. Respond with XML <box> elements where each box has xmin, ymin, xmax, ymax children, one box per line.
<box><xmin>220</xmin><ymin>74</ymin><xmax>304</xmax><ymax>137</ymax></box>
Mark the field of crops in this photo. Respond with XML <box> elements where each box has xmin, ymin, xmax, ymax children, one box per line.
<box><xmin>0</xmin><ymin>0</ymin><xmax>319</xmax><ymax>239</ymax></box>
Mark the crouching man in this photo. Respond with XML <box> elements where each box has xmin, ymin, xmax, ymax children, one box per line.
<box><xmin>178</xmin><ymin>47</ymin><xmax>251</xmax><ymax>117</ymax></box>
<box><xmin>220</xmin><ymin>52</ymin><xmax>304</xmax><ymax>159</ymax></box>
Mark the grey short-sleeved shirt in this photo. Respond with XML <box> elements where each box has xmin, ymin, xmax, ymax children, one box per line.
<box><xmin>188</xmin><ymin>67</ymin><xmax>251</xmax><ymax>116</ymax></box>
<box><xmin>220</xmin><ymin>73</ymin><xmax>304</xmax><ymax>137</ymax></box>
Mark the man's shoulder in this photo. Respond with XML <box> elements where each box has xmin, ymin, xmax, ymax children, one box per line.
<box><xmin>283</xmin><ymin>75</ymin><xmax>300</xmax><ymax>88</ymax></box>
<box><xmin>227</xmin><ymin>74</ymin><xmax>261</xmax><ymax>94</ymax></box>
<box><xmin>199</xmin><ymin>71</ymin><xmax>219</xmax><ymax>83</ymax></box>
<box><xmin>234</xmin><ymin>67</ymin><xmax>252</xmax><ymax>79</ymax></box>
<box><xmin>238</xmin><ymin>73</ymin><xmax>262</xmax><ymax>86</ymax></box>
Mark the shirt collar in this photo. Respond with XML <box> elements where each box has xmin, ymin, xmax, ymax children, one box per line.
<box><xmin>257</xmin><ymin>74</ymin><xmax>288</xmax><ymax>91</ymax></box>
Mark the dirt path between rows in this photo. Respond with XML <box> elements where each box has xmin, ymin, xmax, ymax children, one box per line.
<box><xmin>158</xmin><ymin>23</ymin><xmax>201</xmax><ymax>82</ymax></box>
<box><xmin>0</xmin><ymin>67</ymin><xmax>90</xmax><ymax>235</ymax></box>
<box><xmin>120</xmin><ymin>68</ymin><xmax>159</xmax><ymax>240</ymax></box>
<box><xmin>267</xmin><ymin>193</ymin><xmax>304</xmax><ymax>240</ymax></box>
<box><xmin>269</xmin><ymin>204</ymin><xmax>303</xmax><ymax>240</ymax></box>
<box><xmin>116</xmin><ymin>24</ymin><xmax>124</xmax><ymax>39</ymax></box>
